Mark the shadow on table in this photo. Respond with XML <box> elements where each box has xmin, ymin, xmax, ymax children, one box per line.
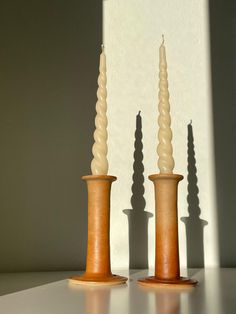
<box><xmin>0</xmin><ymin>271</ymin><xmax>80</xmax><ymax>296</ymax></box>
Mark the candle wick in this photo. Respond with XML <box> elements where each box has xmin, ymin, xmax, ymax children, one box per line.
<box><xmin>138</xmin><ymin>110</ymin><xmax>141</xmax><ymax>116</ymax></box>
<box><xmin>101</xmin><ymin>44</ymin><xmax>105</xmax><ymax>52</ymax></box>
<box><xmin>161</xmin><ymin>34</ymin><xmax>165</xmax><ymax>45</ymax></box>
<box><xmin>190</xmin><ymin>119</ymin><xmax>192</xmax><ymax>125</ymax></box>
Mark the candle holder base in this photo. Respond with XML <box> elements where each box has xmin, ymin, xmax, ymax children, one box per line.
<box><xmin>69</xmin><ymin>274</ymin><xmax>127</xmax><ymax>286</ymax></box>
<box><xmin>138</xmin><ymin>276</ymin><xmax>197</xmax><ymax>288</ymax></box>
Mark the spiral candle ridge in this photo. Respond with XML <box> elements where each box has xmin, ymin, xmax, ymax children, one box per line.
<box><xmin>157</xmin><ymin>41</ymin><xmax>175</xmax><ymax>173</ymax></box>
<box><xmin>91</xmin><ymin>48</ymin><xmax>108</xmax><ymax>175</ymax></box>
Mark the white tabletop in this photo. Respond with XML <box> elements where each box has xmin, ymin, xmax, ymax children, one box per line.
<box><xmin>0</xmin><ymin>268</ymin><xmax>234</xmax><ymax>314</ymax></box>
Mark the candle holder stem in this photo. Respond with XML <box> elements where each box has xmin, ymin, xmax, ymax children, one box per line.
<box><xmin>70</xmin><ymin>175</ymin><xmax>127</xmax><ymax>286</ymax></box>
<box><xmin>138</xmin><ymin>174</ymin><xmax>197</xmax><ymax>287</ymax></box>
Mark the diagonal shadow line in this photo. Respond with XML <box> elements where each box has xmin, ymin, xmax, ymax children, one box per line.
<box><xmin>209</xmin><ymin>0</ymin><xmax>236</xmax><ymax>267</ymax></box>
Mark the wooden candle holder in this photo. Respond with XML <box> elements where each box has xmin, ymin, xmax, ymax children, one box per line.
<box><xmin>138</xmin><ymin>174</ymin><xmax>197</xmax><ymax>288</ymax></box>
<box><xmin>70</xmin><ymin>175</ymin><xmax>127</xmax><ymax>286</ymax></box>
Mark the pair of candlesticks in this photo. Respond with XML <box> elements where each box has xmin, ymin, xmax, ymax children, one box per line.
<box><xmin>69</xmin><ymin>37</ymin><xmax>197</xmax><ymax>288</ymax></box>
<box><xmin>69</xmin><ymin>172</ymin><xmax>198</xmax><ymax>288</ymax></box>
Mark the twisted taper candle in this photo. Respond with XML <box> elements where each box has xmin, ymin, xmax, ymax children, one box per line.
<box><xmin>91</xmin><ymin>45</ymin><xmax>109</xmax><ymax>175</ymax></box>
<box><xmin>157</xmin><ymin>36</ymin><xmax>175</xmax><ymax>173</ymax></box>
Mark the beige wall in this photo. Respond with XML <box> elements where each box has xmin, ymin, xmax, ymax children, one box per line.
<box><xmin>1</xmin><ymin>0</ymin><xmax>234</xmax><ymax>271</ymax></box>
<box><xmin>104</xmin><ymin>0</ymin><xmax>219</xmax><ymax>268</ymax></box>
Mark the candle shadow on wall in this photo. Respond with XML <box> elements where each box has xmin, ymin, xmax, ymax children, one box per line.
<box><xmin>181</xmin><ymin>122</ymin><xmax>208</xmax><ymax>268</ymax></box>
<box><xmin>123</xmin><ymin>112</ymin><xmax>153</xmax><ymax>269</ymax></box>
<box><xmin>0</xmin><ymin>1</ymin><xmax>102</xmax><ymax>273</ymax></box>
<box><xmin>209</xmin><ymin>0</ymin><xmax>236</xmax><ymax>266</ymax></box>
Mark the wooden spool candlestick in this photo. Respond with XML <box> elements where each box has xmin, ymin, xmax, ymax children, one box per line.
<box><xmin>138</xmin><ymin>173</ymin><xmax>197</xmax><ymax>288</ymax></box>
<box><xmin>70</xmin><ymin>175</ymin><xmax>127</xmax><ymax>286</ymax></box>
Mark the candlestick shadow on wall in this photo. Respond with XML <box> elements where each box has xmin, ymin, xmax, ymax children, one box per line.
<box><xmin>123</xmin><ymin>112</ymin><xmax>153</xmax><ymax>269</ymax></box>
<box><xmin>181</xmin><ymin>122</ymin><xmax>208</xmax><ymax>268</ymax></box>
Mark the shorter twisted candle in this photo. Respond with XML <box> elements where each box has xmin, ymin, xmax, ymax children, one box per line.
<box><xmin>91</xmin><ymin>45</ymin><xmax>108</xmax><ymax>175</ymax></box>
<box><xmin>157</xmin><ymin>36</ymin><xmax>175</xmax><ymax>173</ymax></box>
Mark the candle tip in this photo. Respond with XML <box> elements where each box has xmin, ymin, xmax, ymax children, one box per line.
<box><xmin>101</xmin><ymin>44</ymin><xmax>105</xmax><ymax>52</ymax></box>
<box><xmin>161</xmin><ymin>34</ymin><xmax>165</xmax><ymax>45</ymax></box>
<box><xmin>138</xmin><ymin>110</ymin><xmax>141</xmax><ymax>116</ymax></box>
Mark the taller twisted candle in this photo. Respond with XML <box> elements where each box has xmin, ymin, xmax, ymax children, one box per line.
<box><xmin>157</xmin><ymin>36</ymin><xmax>175</xmax><ymax>173</ymax></box>
<box><xmin>91</xmin><ymin>45</ymin><xmax>108</xmax><ymax>175</ymax></box>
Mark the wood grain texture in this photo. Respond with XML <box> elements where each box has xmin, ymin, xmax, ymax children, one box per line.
<box><xmin>138</xmin><ymin>276</ymin><xmax>197</xmax><ymax>288</ymax></box>
<box><xmin>70</xmin><ymin>175</ymin><xmax>127</xmax><ymax>286</ymax></box>
<box><xmin>69</xmin><ymin>274</ymin><xmax>127</xmax><ymax>286</ymax></box>
<box><xmin>138</xmin><ymin>174</ymin><xmax>197</xmax><ymax>288</ymax></box>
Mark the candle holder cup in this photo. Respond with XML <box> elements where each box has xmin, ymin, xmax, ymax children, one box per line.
<box><xmin>69</xmin><ymin>175</ymin><xmax>127</xmax><ymax>286</ymax></box>
<box><xmin>138</xmin><ymin>173</ymin><xmax>198</xmax><ymax>288</ymax></box>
